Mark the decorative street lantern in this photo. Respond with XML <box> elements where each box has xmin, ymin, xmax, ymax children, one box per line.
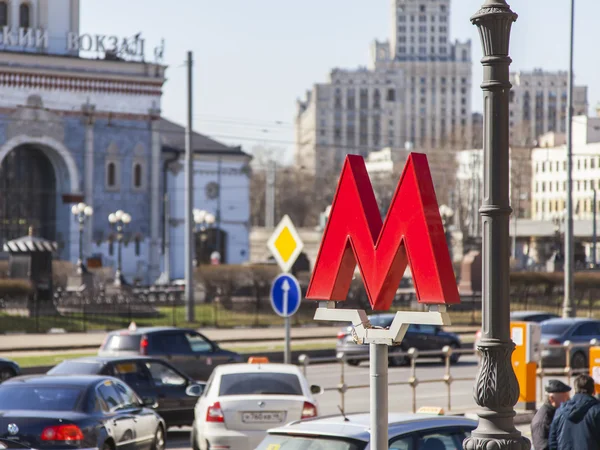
<box><xmin>71</xmin><ymin>202</ymin><xmax>93</xmax><ymax>274</ymax></box>
<box><xmin>108</xmin><ymin>210</ymin><xmax>132</xmax><ymax>287</ymax></box>
<box><xmin>465</xmin><ymin>2</ymin><xmax>529</xmax><ymax>449</ymax></box>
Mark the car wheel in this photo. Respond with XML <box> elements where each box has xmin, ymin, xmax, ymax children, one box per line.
<box><xmin>449</xmin><ymin>343</ymin><xmax>460</xmax><ymax>364</ymax></box>
<box><xmin>347</xmin><ymin>359</ymin><xmax>360</xmax><ymax>366</ymax></box>
<box><xmin>191</xmin><ymin>423</ymin><xmax>200</xmax><ymax>450</ymax></box>
<box><xmin>152</xmin><ymin>425</ymin><xmax>165</xmax><ymax>450</ymax></box>
<box><xmin>571</xmin><ymin>351</ymin><xmax>587</xmax><ymax>370</ymax></box>
<box><xmin>0</xmin><ymin>369</ymin><xmax>15</xmax><ymax>382</ymax></box>
<box><xmin>102</xmin><ymin>440</ymin><xmax>114</xmax><ymax>450</ymax></box>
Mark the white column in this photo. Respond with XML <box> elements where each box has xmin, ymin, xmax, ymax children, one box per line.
<box><xmin>149</xmin><ymin>110</ymin><xmax>161</xmax><ymax>282</ymax></box>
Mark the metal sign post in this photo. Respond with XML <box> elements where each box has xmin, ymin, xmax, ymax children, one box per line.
<box><xmin>267</xmin><ymin>215</ymin><xmax>304</xmax><ymax>365</ymax></box>
<box><xmin>270</xmin><ymin>273</ymin><xmax>301</xmax><ymax>364</ymax></box>
<box><xmin>306</xmin><ymin>154</ymin><xmax>459</xmax><ymax>450</ymax></box>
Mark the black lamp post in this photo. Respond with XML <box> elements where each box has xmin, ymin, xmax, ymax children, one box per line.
<box><xmin>71</xmin><ymin>202</ymin><xmax>93</xmax><ymax>274</ymax></box>
<box><xmin>108</xmin><ymin>210</ymin><xmax>131</xmax><ymax>287</ymax></box>
<box><xmin>193</xmin><ymin>209</ymin><xmax>215</xmax><ymax>266</ymax></box>
<box><xmin>465</xmin><ymin>1</ymin><xmax>529</xmax><ymax>450</ymax></box>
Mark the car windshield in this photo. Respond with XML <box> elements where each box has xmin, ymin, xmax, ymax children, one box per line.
<box><xmin>103</xmin><ymin>334</ymin><xmax>141</xmax><ymax>351</ymax></box>
<box><xmin>541</xmin><ymin>323</ymin><xmax>572</xmax><ymax>335</ymax></box>
<box><xmin>48</xmin><ymin>361</ymin><xmax>102</xmax><ymax>375</ymax></box>
<box><xmin>0</xmin><ymin>386</ymin><xmax>83</xmax><ymax>411</ymax></box>
<box><xmin>219</xmin><ymin>373</ymin><xmax>303</xmax><ymax>396</ymax></box>
<box><xmin>369</xmin><ymin>315</ymin><xmax>394</xmax><ymax>328</ymax></box>
<box><xmin>256</xmin><ymin>435</ymin><xmax>365</xmax><ymax>450</ymax></box>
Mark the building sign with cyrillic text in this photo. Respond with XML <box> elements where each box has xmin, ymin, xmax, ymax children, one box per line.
<box><xmin>0</xmin><ymin>27</ymin><xmax>164</xmax><ymax>62</ymax></box>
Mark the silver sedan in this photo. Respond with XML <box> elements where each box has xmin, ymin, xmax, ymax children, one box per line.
<box><xmin>257</xmin><ymin>412</ymin><xmax>477</xmax><ymax>449</ymax></box>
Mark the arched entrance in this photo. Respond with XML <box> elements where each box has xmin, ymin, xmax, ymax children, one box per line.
<box><xmin>0</xmin><ymin>145</ymin><xmax>57</xmax><ymax>242</ymax></box>
<box><xmin>0</xmin><ymin>137</ymin><xmax>80</xmax><ymax>259</ymax></box>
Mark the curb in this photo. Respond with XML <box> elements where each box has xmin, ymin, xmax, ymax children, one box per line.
<box><xmin>0</xmin><ymin>332</ymin><xmax>475</xmax><ymax>354</ymax></box>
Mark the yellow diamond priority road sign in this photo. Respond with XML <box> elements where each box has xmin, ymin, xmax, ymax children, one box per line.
<box><xmin>267</xmin><ymin>215</ymin><xmax>304</xmax><ymax>273</ymax></box>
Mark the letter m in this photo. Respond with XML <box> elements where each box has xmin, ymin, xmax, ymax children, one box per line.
<box><xmin>306</xmin><ymin>153</ymin><xmax>460</xmax><ymax>311</ymax></box>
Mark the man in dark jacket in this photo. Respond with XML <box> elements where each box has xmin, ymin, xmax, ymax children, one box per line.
<box><xmin>549</xmin><ymin>374</ymin><xmax>600</xmax><ymax>450</ymax></box>
<box><xmin>531</xmin><ymin>379</ymin><xmax>571</xmax><ymax>450</ymax></box>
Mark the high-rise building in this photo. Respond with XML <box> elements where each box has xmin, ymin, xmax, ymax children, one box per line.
<box><xmin>509</xmin><ymin>69</ymin><xmax>588</xmax><ymax>146</ymax></box>
<box><xmin>295</xmin><ymin>0</ymin><xmax>472</xmax><ymax>181</ymax></box>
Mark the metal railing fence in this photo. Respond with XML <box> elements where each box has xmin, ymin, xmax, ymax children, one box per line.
<box><xmin>298</xmin><ymin>340</ymin><xmax>599</xmax><ymax>414</ymax></box>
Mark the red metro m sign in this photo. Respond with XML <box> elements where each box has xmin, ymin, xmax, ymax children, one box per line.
<box><xmin>306</xmin><ymin>153</ymin><xmax>460</xmax><ymax>311</ymax></box>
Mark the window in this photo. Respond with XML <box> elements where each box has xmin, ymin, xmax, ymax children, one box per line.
<box><xmin>185</xmin><ymin>332</ymin><xmax>214</xmax><ymax>353</ymax></box>
<box><xmin>419</xmin><ymin>5</ymin><xmax>425</xmax><ymax>12</ymax></box>
<box><xmin>134</xmin><ymin>237</ymin><xmax>141</xmax><ymax>256</ymax></box>
<box><xmin>19</xmin><ymin>2</ymin><xmax>29</xmax><ymax>28</ymax></box>
<box><xmin>0</xmin><ymin>2</ymin><xmax>8</xmax><ymax>27</ymax></box>
<box><xmin>0</xmin><ymin>386</ymin><xmax>83</xmax><ymax>411</ymax></box>
<box><xmin>390</xmin><ymin>436</ymin><xmax>413</xmax><ymax>450</ymax></box>
<box><xmin>152</xmin><ymin>332</ymin><xmax>192</xmax><ymax>353</ymax></box>
<box><xmin>219</xmin><ymin>373</ymin><xmax>303</xmax><ymax>396</ymax></box>
<box><xmin>106</xmin><ymin>161</ymin><xmax>118</xmax><ymax>189</ymax></box>
<box><xmin>133</xmin><ymin>163</ymin><xmax>143</xmax><ymax>189</ymax></box>
<box><xmin>114</xmin><ymin>381</ymin><xmax>140</xmax><ymax>408</ymax></box>
<box><xmin>417</xmin><ymin>430</ymin><xmax>471</xmax><ymax>449</ymax></box>
<box><xmin>145</xmin><ymin>361</ymin><xmax>186</xmax><ymax>387</ymax></box>
<box><xmin>573</xmin><ymin>322</ymin><xmax>600</xmax><ymax>337</ymax></box>
<box><xmin>97</xmin><ymin>382</ymin><xmax>123</xmax><ymax>412</ymax></box>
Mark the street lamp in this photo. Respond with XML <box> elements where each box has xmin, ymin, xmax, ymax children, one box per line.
<box><xmin>71</xmin><ymin>202</ymin><xmax>93</xmax><ymax>274</ymax></box>
<box><xmin>193</xmin><ymin>209</ymin><xmax>215</xmax><ymax>265</ymax></box>
<box><xmin>108</xmin><ymin>210</ymin><xmax>132</xmax><ymax>287</ymax></box>
<box><xmin>466</xmin><ymin>1</ymin><xmax>529</xmax><ymax>450</ymax></box>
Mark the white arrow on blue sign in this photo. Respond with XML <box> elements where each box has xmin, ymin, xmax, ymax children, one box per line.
<box><xmin>270</xmin><ymin>273</ymin><xmax>302</xmax><ymax>318</ymax></box>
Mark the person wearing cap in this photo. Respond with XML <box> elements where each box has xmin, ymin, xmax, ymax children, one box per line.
<box><xmin>531</xmin><ymin>379</ymin><xmax>571</xmax><ymax>450</ymax></box>
<box><xmin>549</xmin><ymin>374</ymin><xmax>600</xmax><ymax>450</ymax></box>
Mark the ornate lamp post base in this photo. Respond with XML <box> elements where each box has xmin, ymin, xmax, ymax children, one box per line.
<box><xmin>465</xmin><ymin>2</ymin><xmax>530</xmax><ymax>449</ymax></box>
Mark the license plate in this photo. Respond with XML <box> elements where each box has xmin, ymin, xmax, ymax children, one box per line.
<box><xmin>241</xmin><ymin>411</ymin><xmax>286</xmax><ymax>423</ymax></box>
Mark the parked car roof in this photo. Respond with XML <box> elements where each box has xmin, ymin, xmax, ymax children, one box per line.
<box><xmin>542</xmin><ymin>318</ymin><xmax>598</xmax><ymax>325</ymax></box>
<box><xmin>107</xmin><ymin>326</ymin><xmax>197</xmax><ymax>335</ymax></box>
<box><xmin>3</xmin><ymin>374</ymin><xmax>112</xmax><ymax>387</ymax></box>
<box><xmin>510</xmin><ymin>311</ymin><xmax>559</xmax><ymax>319</ymax></box>
<box><xmin>267</xmin><ymin>413</ymin><xmax>477</xmax><ymax>441</ymax></box>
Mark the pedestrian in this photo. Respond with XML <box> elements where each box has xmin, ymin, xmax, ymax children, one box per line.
<box><xmin>548</xmin><ymin>374</ymin><xmax>600</xmax><ymax>450</ymax></box>
<box><xmin>531</xmin><ymin>379</ymin><xmax>571</xmax><ymax>450</ymax></box>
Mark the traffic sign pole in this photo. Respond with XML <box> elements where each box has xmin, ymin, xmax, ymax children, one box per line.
<box><xmin>282</xmin><ymin>279</ymin><xmax>291</xmax><ymax>364</ymax></box>
<box><xmin>270</xmin><ymin>273</ymin><xmax>301</xmax><ymax>365</ymax></box>
<box><xmin>267</xmin><ymin>216</ymin><xmax>304</xmax><ymax>365</ymax></box>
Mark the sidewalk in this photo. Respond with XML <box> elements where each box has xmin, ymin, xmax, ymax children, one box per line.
<box><xmin>0</xmin><ymin>324</ymin><xmax>478</xmax><ymax>353</ymax></box>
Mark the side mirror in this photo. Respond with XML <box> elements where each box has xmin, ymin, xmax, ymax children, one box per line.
<box><xmin>310</xmin><ymin>385</ymin><xmax>324</xmax><ymax>395</ymax></box>
<box><xmin>186</xmin><ymin>383</ymin><xmax>205</xmax><ymax>397</ymax></box>
<box><xmin>142</xmin><ymin>396</ymin><xmax>158</xmax><ymax>409</ymax></box>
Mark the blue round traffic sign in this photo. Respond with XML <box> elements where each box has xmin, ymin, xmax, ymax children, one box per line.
<box><xmin>270</xmin><ymin>274</ymin><xmax>302</xmax><ymax>318</ymax></box>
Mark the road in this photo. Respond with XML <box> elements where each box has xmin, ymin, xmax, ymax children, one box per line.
<box><xmin>165</xmin><ymin>354</ymin><xmax>484</xmax><ymax>449</ymax></box>
<box><xmin>306</xmin><ymin>354</ymin><xmax>480</xmax><ymax>416</ymax></box>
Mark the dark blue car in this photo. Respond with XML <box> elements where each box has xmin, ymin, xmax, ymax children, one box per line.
<box><xmin>336</xmin><ymin>313</ymin><xmax>462</xmax><ymax>366</ymax></box>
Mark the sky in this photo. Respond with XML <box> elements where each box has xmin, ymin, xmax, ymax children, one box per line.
<box><xmin>81</xmin><ymin>0</ymin><xmax>600</xmax><ymax>164</ymax></box>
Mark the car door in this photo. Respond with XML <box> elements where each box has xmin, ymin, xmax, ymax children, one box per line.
<box><xmin>106</xmin><ymin>361</ymin><xmax>155</xmax><ymax>404</ymax></box>
<box><xmin>183</xmin><ymin>331</ymin><xmax>224</xmax><ymax>380</ymax></box>
<box><xmin>148</xmin><ymin>331</ymin><xmax>194</xmax><ymax>377</ymax></box>
<box><xmin>142</xmin><ymin>359</ymin><xmax>194</xmax><ymax>426</ymax></box>
<box><xmin>569</xmin><ymin>322</ymin><xmax>600</xmax><ymax>361</ymax></box>
<box><xmin>402</xmin><ymin>324</ymin><xmax>422</xmax><ymax>349</ymax></box>
<box><xmin>96</xmin><ymin>380</ymin><xmax>137</xmax><ymax>450</ymax></box>
<box><xmin>114</xmin><ymin>380</ymin><xmax>157</xmax><ymax>450</ymax></box>
<box><xmin>417</xmin><ymin>324</ymin><xmax>444</xmax><ymax>351</ymax></box>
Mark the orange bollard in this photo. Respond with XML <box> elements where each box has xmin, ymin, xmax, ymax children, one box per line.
<box><xmin>511</xmin><ymin>321</ymin><xmax>541</xmax><ymax>410</ymax></box>
<box><xmin>589</xmin><ymin>345</ymin><xmax>600</xmax><ymax>395</ymax></box>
